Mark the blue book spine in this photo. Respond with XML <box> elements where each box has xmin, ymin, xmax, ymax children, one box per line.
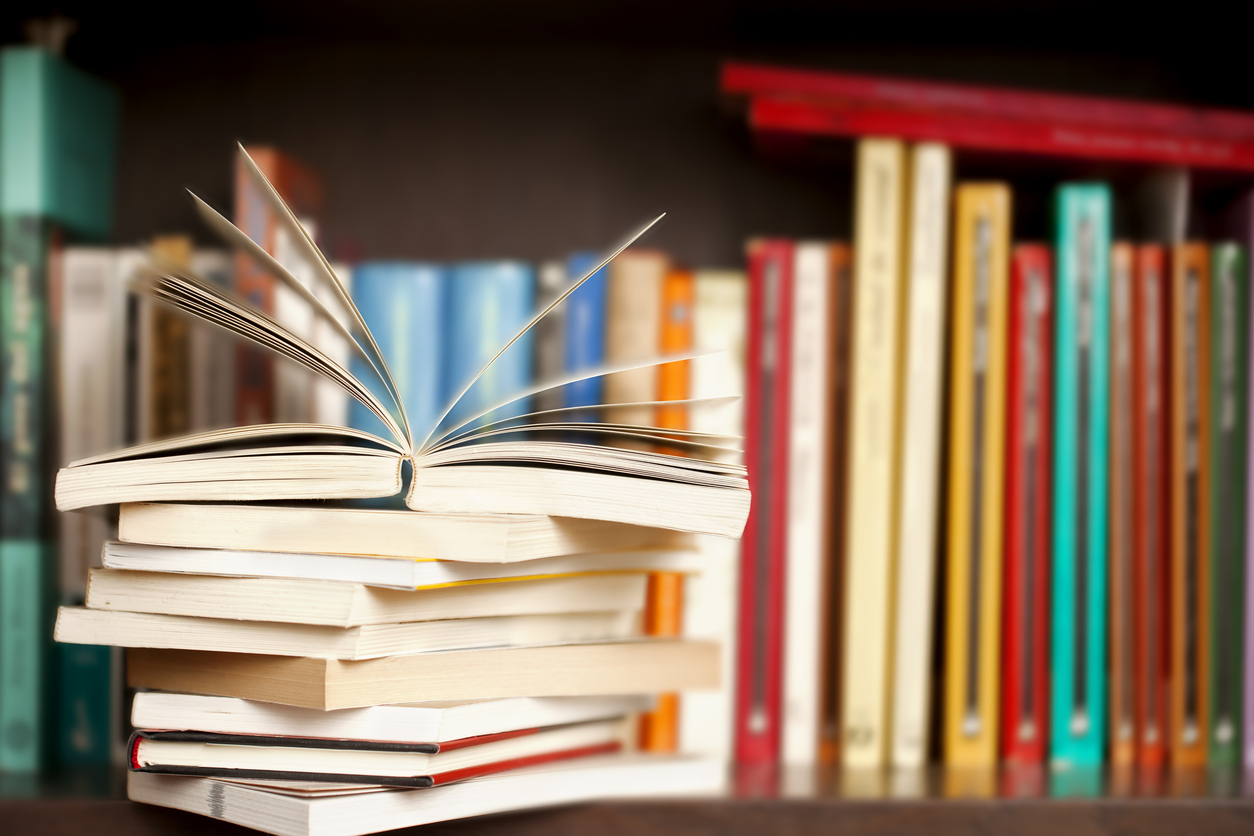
<box><xmin>563</xmin><ymin>252</ymin><xmax>608</xmax><ymax>418</ymax></box>
<box><xmin>1050</xmin><ymin>183</ymin><xmax>1112</xmax><ymax>767</ymax></box>
<box><xmin>348</xmin><ymin>263</ymin><xmax>446</xmax><ymax>444</ymax></box>
<box><xmin>445</xmin><ymin>262</ymin><xmax>536</xmax><ymax>429</ymax></box>
<box><xmin>56</xmin><ymin>644</ymin><xmax>119</xmax><ymax>765</ymax></box>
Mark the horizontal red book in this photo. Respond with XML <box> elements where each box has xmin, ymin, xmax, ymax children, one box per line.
<box><xmin>1001</xmin><ymin>244</ymin><xmax>1054</xmax><ymax>765</ymax></box>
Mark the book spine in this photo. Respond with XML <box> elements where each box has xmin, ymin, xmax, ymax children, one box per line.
<box><xmin>1049</xmin><ymin>183</ymin><xmax>1111</xmax><ymax>767</ymax></box>
<box><xmin>841</xmin><ymin>138</ymin><xmax>907</xmax><ymax>767</ymax></box>
<box><xmin>563</xmin><ymin>252</ymin><xmax>608</xmax><ymax>419</ymax></box>
<box><xmin>1132</xmin><ymin>244</ymin><xmax>1171</xmax><ymax>770</ymax></box>
<box><xmin>942</xmin><ymin>183</ymin><xmax>1011</xmax><ymax>767</ymax></box>
<box><xmin>532</xmin><ymin>261</ymin><xmax>566</xmax><ymax>414</ymax></box>
<box><xmin>638</xmin><ymin>267</ymin><xmax>695</xmax><ymax>753</ymax></box>
<box><xmin>56</xmin><ymin>644</ymin><xmax>122</xmax><ymax>765</ymax></box>
<box><xmin>1108</xmin><ymin>242</ymin><xmax>1136</xmax><ymax>768</ymax></box>
<box><xmin>680</xmin><ymin>269</ymin><xmax>748</xmax><ymax>761</ymax></box>
<box><xmin>1170</xmin><ymin>241</ymin><xmax>1211</xmax><ymax>767</ymax></box>
<box><xmin>889</xmin><ymin>142</ymin><xmax>951</xmax><ymax>768</ymax></box>
<box><xmin>1000</xmin><ymin>244</ymin><xmax>1053</xmax><ymax>765</ymax></box>
<box><xmin>187</xmin><ymin>249</ymin><xmax>235</xmax><ymax>432</ymax></box>
<box><xmin>0</xmin><ymin>215</ymin><xmax>56</xmax><ymax>771</ymax></box>
<box><xmin>734</xmin><ymin>240</ymin><xmax>793</xmax><ymax>766</ymax></box>
<box><xmin>780</xmin><ymin>244</ymin><xmax>835</xmax><ymax>765</ymax></box>
<box><xmin>146</xmin><ymin>236</ymin><xmax>192</xmax><ymax>440</ymax></box>
<box><xmin>1208</xmin><ymin>242</ymin><xmax>1247</xmax><ymax>768</ymax></box>
<box><xmin>605</xmin><ymin>252</ymin><xmax>667</xmax><ymax>429</ymax></box>
<box><xmin>233</xmin><ymin>151</ymin><xmax>277</xmax><ymax>426</ymax></box>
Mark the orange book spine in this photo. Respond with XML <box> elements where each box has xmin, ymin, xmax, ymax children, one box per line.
<box><xmin>638</xmin><ymin>268</ymin><xmax>695</xmax><ymax>752</ymax></box>
<box><xmin>1169</xmin><ymin>242</ymin><xmax>1210</xmax><ymax>767</ymax></box>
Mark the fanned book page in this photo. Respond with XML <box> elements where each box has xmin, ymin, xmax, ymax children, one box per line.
<box><xmin>54</xmin><ymin>146</ymin><xmax>749</xmax><ymax>537</ymax></box>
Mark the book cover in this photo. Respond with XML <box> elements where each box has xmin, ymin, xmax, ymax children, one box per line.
<box><xmin>1050</xmin><ymin>183</ymin><xmax>1111</xmax><ymax>767</ymax></box>
<box><xmin>1108</xmin><ymin>241</ymin><xmax>1136</xmax><ymax>768</ymax></box>
<box><xmin>638</xmin><ymin>267</ymin><xmax>694</xmax><ymax>753</ymax></box>
<box><xmin>1170</xmin><ymin>241</ymin><xmax>1211</xmax><ymax>768</ymax></box>
<box><xmin>781</xmin><ymin>243</ymin><xmax>839</xmax><ymax>766</ymax></box>
<box><xmin>943</xmin><ymin>182</ymin><xmax>1011</xmax><ymax>768</ymax></box>
<box><xmin>1208</xmin><ymin>242</ymin><xmax>1247</xmax><ymax>767</ymax></box>
<box><xmin>734</xmin><ymin>239</ymin><xmax>793</xmax><ymax>766</ymax></box>
<box><xmin>444</xmin><ymin>262</ymin><xmax>536</xmax><ymax>429</ymax></box>
<box><xmin>889</xmin><ymin>142</ymin><xmax>951</xmax><ymax>768</ymax></box>
<box><xmin>1000</xmin><ymin>243</ymin><xmax>1053</xmax><ymax>765</ymax></box>
<box><xmin>1132</xmin><ymin>244</ymin><xmax>1171</xmax><ymax>770</ymax></box>
<box><xmin>841</xmin><ymin>138</ymin><xmax>907</xmax><ymax>767</ymax></box>
<box><xmin>348</xmin><ymin>263</ymin><xmax>446</xmax><ymax>443</ymax></box>
<box><xmin>563</xmin><ymin>251</ymin><xmax>609</xmax><ymax>421</ymax></box>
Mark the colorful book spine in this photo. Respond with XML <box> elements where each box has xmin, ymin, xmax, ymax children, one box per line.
<box><xmin>1208</xmin><ymin>242</ymin><xmax>1248</xmax><ymax>767</ymax></box>
<box><xmin>1049</xmin><ymin>183</ymin><xmax>1111</xmax><ymax>767</ymax></box>
<box><xmin>781</xmin><ymin>243</ymin><xmax>839</xmax><ymax>765</ymax></box>
<box><xmin>1133</xmin><ymin>244</ymin><xmax>1171</xmax><ymax>770</ymax></box>
<box><xmin>1108</xmin><ymin>241</ymin><xmax>1136</xmax><ymax>769</ymax></box>
<box><xmin>890</xmin><ymin>142</ymin><xmax>951</xmax><ymax>768</ymax></box>
<box><xmin>1170</xmin><ymin>242</ymin><xmax>1210</xmax><ymax>768</ymax></box>
<box><xmin>349</xmin><ymin>264</ymin><xmax>446</xmax><ymax>443</ymax></box>
<box><xmin>1000</xmin><ymin>243</ymin><xmax>1053</xmax><ymax>765</ymax></box>
<box><xmin>563</xmin><ymin>252</ymin><xmax>608</xmax><ymax>420</ymax></box>
<box><xmin>841</xmin><ymin>138</ymin><xmax>907</xmax><ymax>767</ymax></box>
<box><xmin>734</xmin><ymin>239</ymin><xmax>793</xmax><ymax>766</ymax></box>
<box><xmin>943</xmin><ymin>183</ymin><xmax>1011</xmax><ymax>768</ymax></box>
<box><xmin>444</xmin><ymin>262</ymin><xmax>536</xmax><ymax>428</ymax></box>
<box><xmin>638</xmin><ymin>267</ymin><xmax>695</xmax><ymax>753</ymax></box>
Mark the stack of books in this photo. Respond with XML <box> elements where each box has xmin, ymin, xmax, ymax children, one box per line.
<box><xmin>52</xmin><ymin>148</ymin><xmax>749</xmax><ymax>834</ymax></box>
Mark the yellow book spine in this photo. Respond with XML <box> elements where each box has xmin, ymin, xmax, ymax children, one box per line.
<box><xmin>841</xmin><ymin>137</ymin><xmax>908</xmax><ymax>767</ymax></box>
<box><xmin>943</xmin><ymin>183</ymin><xmax>1011</xmax><ymax>767</ymax></box>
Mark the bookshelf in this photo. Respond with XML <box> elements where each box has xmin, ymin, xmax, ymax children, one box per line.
<box><xmin>7</xmin><ymin>2</ymin><xmax>1254</xmax><ymax>830</ymax></box>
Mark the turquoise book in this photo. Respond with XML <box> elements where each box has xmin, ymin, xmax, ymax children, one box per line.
<box><xmin>563</xmin><ymin>251</ymin><xmax>608</xmax><ymax>420</ymax></box>
<box><xmin>1049</xmin><ymin>183</ymin><xmax>1112</xmax><ymax>767</ymax></box>
<box><xmin>348</xmin><ymin>263</ymin><xmax>447</xmax><ymax>442</ymax></box>
<box><xmin>443</xmin><ymin>262</ymin><xmax>536</xmax><ymax>430</ymax></box>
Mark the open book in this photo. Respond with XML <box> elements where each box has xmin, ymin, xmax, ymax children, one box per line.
<box><xmin>54</xmin><ymin>147</ymin><xmax>749</xmax><ymax>537</ymax></box>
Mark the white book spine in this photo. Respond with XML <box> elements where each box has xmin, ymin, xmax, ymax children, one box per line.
<box><xmin>680</xmin><ymin>270</ymin><xmax>747</xmax><ymax>759</ymax></box>
<box><xmin>781</xmin><ymin>243</ymin><xmax>834</xmax><ymax>765</ymax></box>
<box><xmin>188</xmin><ymin>249</ymin><xmax>235</xmax><ymax>432</ymax></box>
<box><xmin>889</xmin><ymin>143</ymin><xmax>952</xmax><ymax>767</ymax></box>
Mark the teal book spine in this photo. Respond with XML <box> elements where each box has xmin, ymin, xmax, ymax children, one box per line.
<box><xmin>1208</xmin><ymin>242</ymin><xmax>1248</xmax><ymax>767</ymax></box>
<box><xmin>55</xmin><ymin>644</ymin><xmax>120</xmax><ymax>765</ymax></box>
<box><xmin>0</xmin><ymin>215</ymin><xmax>56</xmax><ymax>772</ymax></box>
<box><xmin>1050</xmin><ymin>184</ymin><xmax>1112</xmax><ymax>767</ymax></box>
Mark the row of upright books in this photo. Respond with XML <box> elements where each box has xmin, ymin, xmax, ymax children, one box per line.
<box><xmin>737</xmin><ymin>134</ymin><xmax>1254</xmax><ymax>777</ymax></box>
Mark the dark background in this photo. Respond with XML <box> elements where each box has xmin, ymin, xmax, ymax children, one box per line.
<box><xmin>3</xmin><ymin>1</ymin><xmax>1252</xmax><ymax>266</ymax></box>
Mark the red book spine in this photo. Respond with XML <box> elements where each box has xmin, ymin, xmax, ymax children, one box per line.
<box><xmin>1133</xmin><ymin>244</ymin><xmax>1171</xmax><ymax>770</ymax></box>
<box><xmin>1000</xmin><ymin>244</ymin><xmax>1054</xmax><ymax>764</ymax></box>
<box><xmin>722</xmin><ymin>62</ymin><xmax>1254</xmax><ymax>141</ymax></box>
<box><xmin>734</xmin><ymin>239</ymin><xmax>793</xmax><ymax>767</ymax></box>
<box><xmin>747</xmin><ymin>97</ymin><xmax>1254</xmax><ymax>173</ymax></box>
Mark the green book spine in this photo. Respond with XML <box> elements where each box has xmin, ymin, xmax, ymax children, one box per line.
<box><xmin>1208</xmin><ymin>242</ymin><xmax>1249</xmax><ymax>767</ymax></box>
<box><xmin>0</xmin><ymin>215</ymin><xmax>55</xmax><ymax>772</ymax></box>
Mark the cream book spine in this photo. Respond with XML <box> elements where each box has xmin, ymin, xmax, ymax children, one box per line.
<box><xmin>841</xmin><ymin>137</ymin><xmax>909</xmax><ymax>767</ymax></box>
<box><xmin>888</xmin><ymin>143</ymin><xmax>952</xmax><ymax>767</ymax></box>
<box><xmin>604</xmin><ymin>250</ymin><xmax>668</xmax><ymax>428</ymax></box>
<box><xmin>781</xmin><ymin>243</ymin><xmax>835</xmax><ymax>765</ymax></box>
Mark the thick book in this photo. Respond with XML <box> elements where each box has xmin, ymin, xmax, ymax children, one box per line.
<box><xmin>115</xmin><ymin>501</ymin><xmax>692</xmax><ymax>563</ymax></box>
<box><xmin>348</xmin><ymin>263</ymin><xmax>445</xmax><ymax>443</ymax></box>
<box><xmin>131</xmin><ymin>693</ymin><xmax>652</xmax><ymax>744</ymax></box>
<box><xmin>563</xmin><ymin>250</ymin><xmax>609</xmax><ymax>419</ymax></box>
<box><xmin>128</xmin><ymin>754</ymin><xmax>723</xmax><ymax>836</ymax></box>
<box><xmin>53</xmin><ymin>153</ymin><xmax>748</xmax><ymax>537</ymax></box>
<box><xmin>889</xmin><ymin>142</ymin><xmax>951</xmax><ymax>768</ymax></box>
<box><xmin>1050</xmin><ymin>183</ymin><xmax>1112</xmax><ymax>767</ymax></box>
<box><xmin>781</xmin><ymin>242</ymin><xmax>842</xmax><ymax>766</ymax></box>
<box><xmin>56</xmin><ymin>606</ymin><xmax>640</xmax><ymax>660</ymax></box>
<box><xmin>842</xmin><ymin>137</ymin><xmax>907</xmax><ymax>767</ymax></box>
<box><xmin>1170</xmin><ymin>241</ymin><xmax>1211</xmax><ymax>767</ymax></box>
<box><xmin>127</xmin><ymin>641</ymin><xmax>719</xmax><ymax>710</ymax></box>
<box><xmin>127</xmin><ymin>720</ymin><xmax>624</xmax><ymax>788</ymax></box>
<box><xmin>1208</xmin><ymin>242</ymin><xmax>1247</xmax><ymax>768</ymax></box>
<box><xmin>1000</xmin><ymin>243</ymin><xmax>1053</xmax><ymax>765</ymax></box>
<box><xmin>1131</xmin><ymin>244</ymin><xmax>1171</xmax><ymax>770</ymax></box>
<box><xmin>100</xmin><ymin>540</ymin><xmax>699</xmax><ymax>591</ymax></box>
<box><xmin>734</xmin><ymin>239</ymin><xmax>793</xmax><ymax>766</ymax></box>
<box><xmin>1108</xmin><ymin>241</ymin><xmax>1137</xmax><ymax>769</ymax></box>
<box><xmin>942</xmin><ymin>182</ymin><xmax>1011</xmax><ymax>768</ymax></box>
